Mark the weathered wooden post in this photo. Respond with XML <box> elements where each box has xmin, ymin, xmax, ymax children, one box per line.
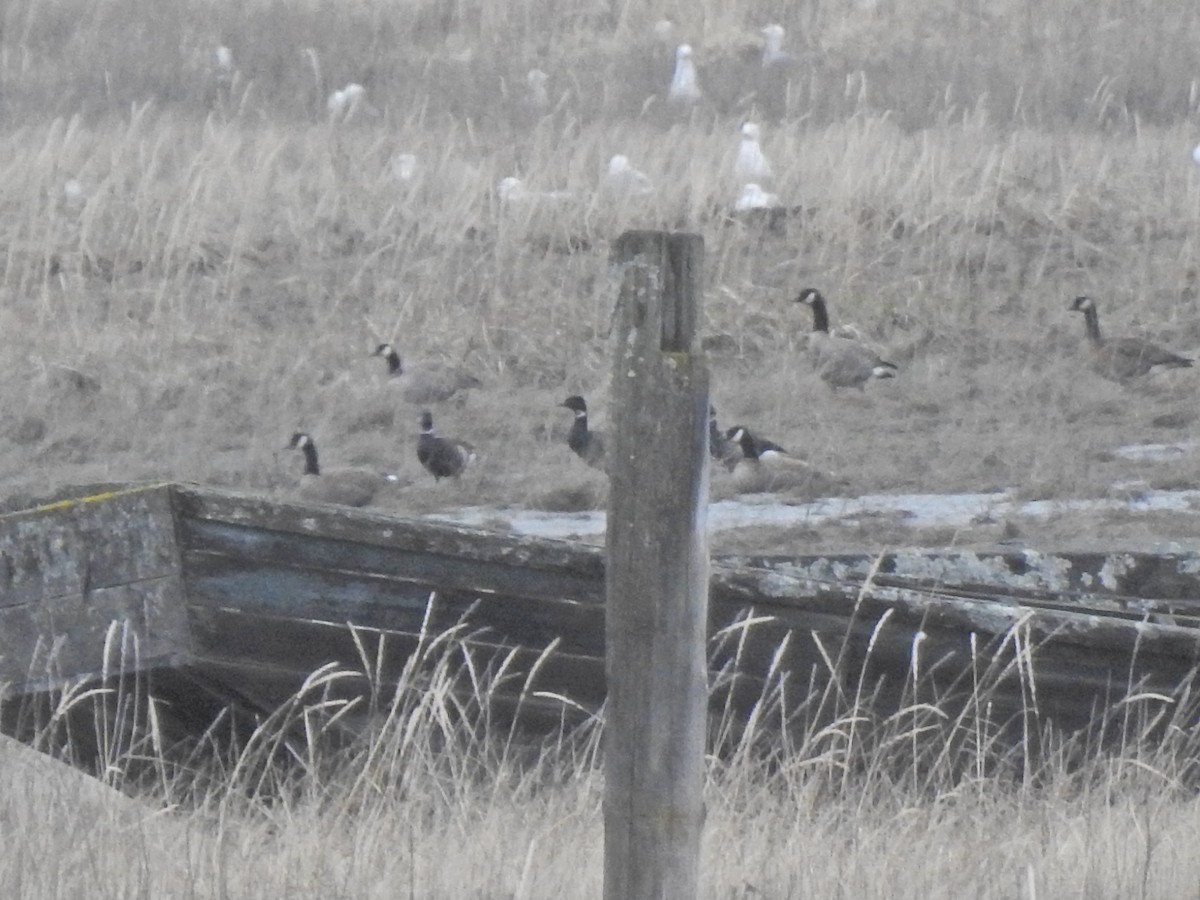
<box><xmin>604</xmin><ymin>230</ymin><xmax>709</xmax><ymax>900</ymax></box>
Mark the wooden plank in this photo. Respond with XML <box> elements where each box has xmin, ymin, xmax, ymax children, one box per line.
<box><xmin>179</xmin><ymin>516</ymin><xmax>604</xmax><ymax>605</ymax></box>
<box><xmin>182</xmin><ymin>552</ymin><xmax>607</xmax><ymax>658</ymax></box>
<box><xmin>0</xmin><ymin>484</ymin><xmax>179</xmax><ymax>607</ymax></box>
<box><xmin>172</xmin><ymin>485</ymin><xmax>605</xmax><ymax>586</ymax></box>
<box><xmin>186</xmin><ymin>606</ymin><xmax>609</xmax><ymax>715</ymax></box>
<box><xmin>605</xmin><ymin>230</ymin><xmax>708</xmax><ymax>900</ymax></box>
<box><xmin>710</xmin><ymin>562</ymin><xmax>1200</xmax><ymax>661</ymax></box>
<box><xmin>0</xmin><ymin>484</ymin><xmax>189</xmax><ymax>689</ymax></box>
<box><xmin>0</xmin><ymin>576</ymin><xmax>187</xmax><ymax>690</ymax></box>
<box><xmin>171</xmin><ymin>481</ymin><xmax>1200</xmax><ymax>750</ymax></box>
<box><xmin>733</xmin><ymin>548</ymin><xmax>1200</xmax><ymax>604</ymax></box>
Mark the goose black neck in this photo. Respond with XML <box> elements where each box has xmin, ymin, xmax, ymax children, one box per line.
<box><xmin>384</xmin><ymin>349</ymin><xmax>402</xmax><ymax>375</ymax></box>
<box><xmin>300</xmin><ymin>442</ymin><xmax>320</xmax><ymax>475</ymax></box>
<box><xmin>1082</xmin><ymin>307</ymin><xmax>1102</xmax><ymax>345</ymax></box>
<box><xmin>734</xmin><ymin>429</ymin><xmax>759</xmax><ymax>459</ymax></box>
<box><xmin>808</xmin><ymin>296</ymin><xmax>830</xmax><ymax>334</ymax></box>
<box><xmin>568</xmin><ymin>414</ymin><xmax>590</xmax><ymax>454</ymax></box>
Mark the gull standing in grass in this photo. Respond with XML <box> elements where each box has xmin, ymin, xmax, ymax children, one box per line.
<box><xmin>390</xmin><ymin>153</ymin><xmax>418</xmax><ymax>182</ymax></box>
<box><xmin>604</xmin><ymin>155</ymin><xmax>654</xmax><ymax>197</ymax></box>
<box><xmin>734</xmin><ymin>183</ymin><xmax>782</xmax><ymax>212</ymax></box>
<box><xmin>757</xmin><ymin>24</ymin><xmax>794</xmax><ymax>118</ymax></box>
<box><xmin>497</xmin><ymin>177</ymin><xmax>579</xmax><ymax>220</ymax></box>
<box><xmin>60</xmin><ymin>179</ymin><xmax>86</xmax><ymax>213</ymax></box>
<box><xmin>734</xmin><ymin>122</ymin><xmax>774</xmax><ymax>182</ymax></box>
<box><xmin>497</xmin><ymin>177</ymin><xmax>574</xmax><ymax>205</ymax></box>
<box><xmin>760</xmin><ymin>24</ymin><xmax>790</xmax><ymax>67</ymax></box>
<box><xmin>524</xmin><ymin>69</ymin><xmax>551</xmax><ymax>116</ymax></box>
<box><xmin>497</xmin><ymin>176</ymin><xmax>587</xmax><ymax>252</ymax></box>
<box><xmin>668</xmin><ymin>44</ymin><xmax>703</xmax><ymax>103</ymax></box>
<box><xmin>328</xmin><ymin>83</ymin><xmax>367</xmax><ymax>121</ymax></box>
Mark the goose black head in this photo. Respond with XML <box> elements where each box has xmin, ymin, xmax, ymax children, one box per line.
<box><xmin>796</xmin><ymin>287</ymin><xmax>823</xmax><ymax>306</ymax></box>
<box><xmin>287</xmin><ymin>432</ymin><xmax>319</xmax><ymax>474</ymax></box>
<box><xmin>419</xmin><ymin>410</ymin><xmax>434</xmax><ymax>433</ymax></box>
<box><xmin>560</xmin><ymin>395</ymin><xmax>588</xmax><ymax>415</ymax></box>
<box><xmin>372</xmin><ymin>343</ymin><xmax>402</xmax><ymax>375</ymax></box>
<box><xmin>1069</xmin><ymin>296</ymin><xmax>1095</xmax><ymax>313</ymax></box>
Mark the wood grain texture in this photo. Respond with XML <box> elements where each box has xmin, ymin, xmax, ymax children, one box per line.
<box><xmin>2</xmin><ymin>481</ymin><xmax>1200</xmax><ymax>767</ymax></box>
<box><xmin>605</xmin><ymin>231</ymin><xmax>709</xmax><ymax>900</ymax></box>
<box><xmin>0</xmin><ymin>484</ymin><xmax>186</xmax><ymax>688</ymax></box>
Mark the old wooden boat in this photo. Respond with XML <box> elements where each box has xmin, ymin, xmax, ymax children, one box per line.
<box><xmin>2</xmin><ymin>482</ymin><xmax>1199</xmax><ymax>767</ymax></box>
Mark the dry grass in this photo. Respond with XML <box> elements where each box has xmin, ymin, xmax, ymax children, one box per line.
<box><xmin>4</xmin><ymin>3</ymin><xmax>1200</xmax><ymax>892</ymax></box>
<box><xmin>3</xmin><ymin>0</ymin><xmax>1200</xmax><ymax>553</ymax></box>
<box><xmin>5</xmin><ymin>607</ymin><xmax>1200</xmax><ymax>899</ymax></box>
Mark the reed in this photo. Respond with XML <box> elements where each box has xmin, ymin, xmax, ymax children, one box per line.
<box><xmin>3</xmin><ymin>587</ymin><xmax>1200</xmax><ymax>898</ymax></box>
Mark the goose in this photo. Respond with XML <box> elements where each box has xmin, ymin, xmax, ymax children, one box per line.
<box><xmin>726</xmin><ymin>425</ymin><xmax>787</xmax><ymax>459</ymax></box>
<box><xmin>708</xmin><ymin>406</ymin><xmax>785</xmax><ymax>472</ymax></box>
<box><xmin>795</xmin><ymin>288</ymin><xmax>899</xmax><ymax>389</ymax></box>
<box><xmin>734</xmin><ymin>122</ymin><xmax>774</xmax><ymax>182</ymax></box>
<box><xmin>417</xmin><ymin>411</ymin><xmax>476</xmax><ymax>481</ymax></box>
<box><xmin>708</xmin><ymin>406</ymin><xmax>741</xmax><ymax>471</ymax></box>
<box><xmin>1069</xmin><ymin>296</ymin><xmax>1193</xmax><ymax>381</ymax></box>
<box><xmin>559</xmin><ymin>395</ymin><xmax>606</xmax><ymax>471</ymax></box>
<box><xmin>604</xmin><ymin>155</ymin><xmax>655</xmax><ymax>197</ymax></box>
<box><xmin>286</xmin><ymin>432</ymin><xmax>397</xmax><ymax>507</ymax></box>
<box><xmin>372</xmin><ymin>343</ymin><xmax>482</xmax><ymax>404</ymax></box>
<box><xmin>668</xmin><ymin>44</ymin><xmax>703</xmax><ymax>103</ymax></box>
<box><xmin>727</xmin><ymin>426</ymin><xmax>828</xmax><ymax>494</ymax></box>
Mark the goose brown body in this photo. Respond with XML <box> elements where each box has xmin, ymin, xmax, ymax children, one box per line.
<box><xmin>795</xmin><ymin>288</ymin><xmax>898</xmax><ymax>389</ymax></box>
<box><xmin>286</xmin><ymin>433</ymin><xmax>395</xmax><ymax>507</ymax></box>
<box><xmin>373</xmin><ymin>343</ymin><xmax>482</xmax><ymax>404</ymax></box>
<box><xmin>726</xmin><ymin>426</ymin><xmax>819</xmax><ymax>493</ymax></box>
<box><xmin>1069</xmin><ymin>296</ymin><xmax>1192</xmax><ymax>382</ymax></box>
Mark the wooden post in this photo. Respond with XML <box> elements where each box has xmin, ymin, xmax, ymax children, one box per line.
<box><xmin>604</xmin><ymin>230</ymin><xmax>709</xmax><ymax>900</ymax></box>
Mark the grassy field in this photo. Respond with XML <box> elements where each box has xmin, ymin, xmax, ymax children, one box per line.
<box><xmin>4</xmin><ymin>1</ymin><xmax>1200</xmax><ymax>894</ymax></box>
<box><xmin>3</xmin><ymin>0</ymin><xmax>1200</xmax><ymax>554</ymax></box>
